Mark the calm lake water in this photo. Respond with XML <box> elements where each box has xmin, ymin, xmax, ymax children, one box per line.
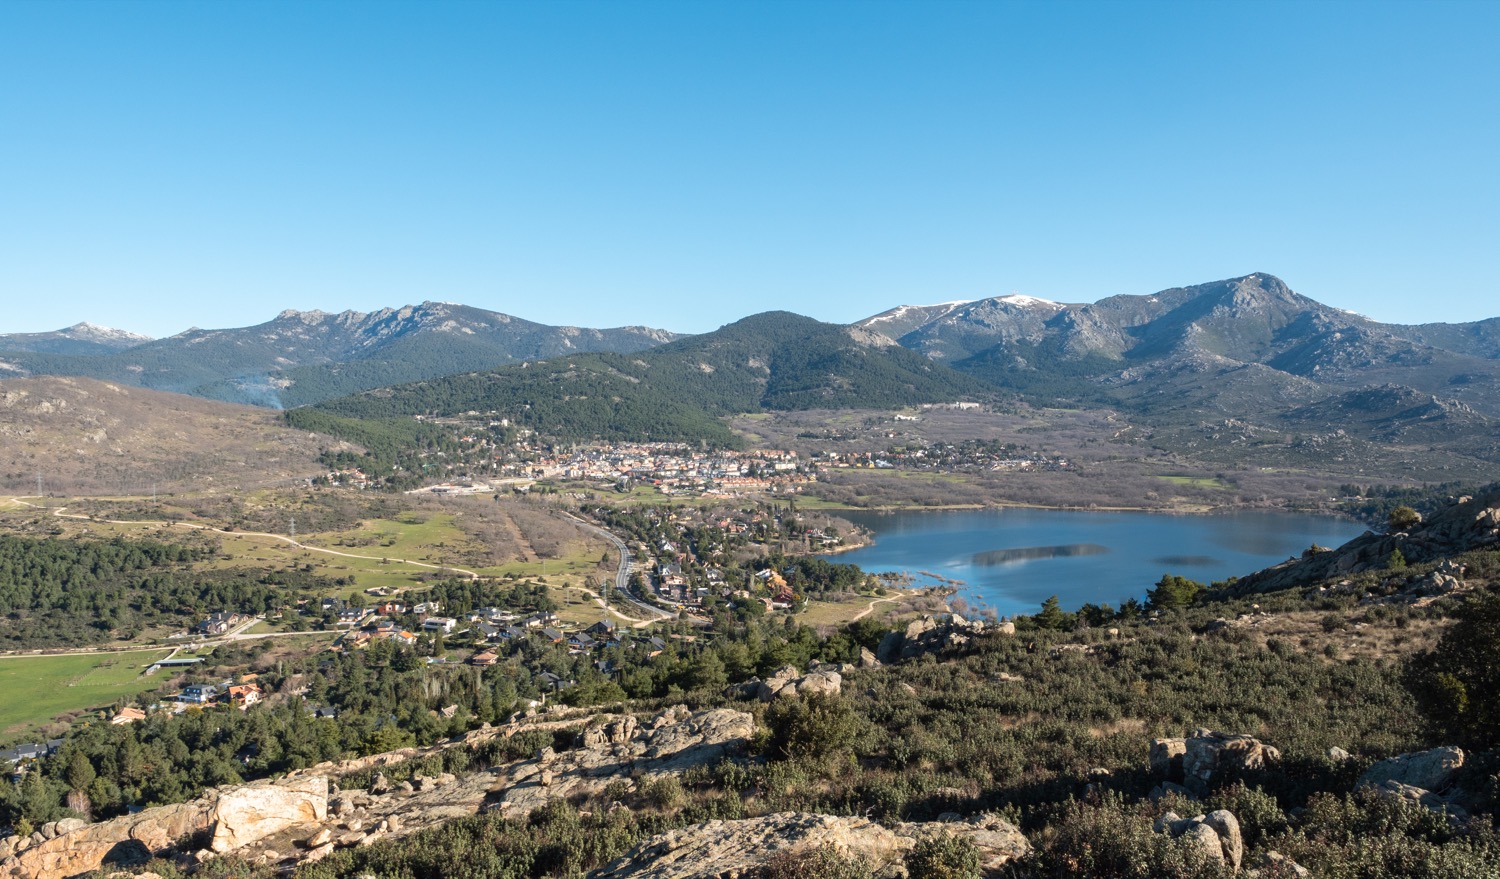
<box><xmin>824</xmin><ymin>508</ymin><xmax>1367</xmax><ymax>618</ymax></box>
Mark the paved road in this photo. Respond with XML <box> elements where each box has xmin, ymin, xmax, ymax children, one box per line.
<box><xmin>565</xmin><ymin>514</ymin><xmax>674</xmax><ymax>623</ymax></box>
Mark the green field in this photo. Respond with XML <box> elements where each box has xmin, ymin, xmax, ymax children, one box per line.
<box><xmin>0</xmin><ymin>649</ymin><xmax>174</xmax><ymax>740</ymax></box>
<box><xmin>1157</xmin><ymin>474</ymin><xmax>1233</xmax><ymax>490</ymax></box>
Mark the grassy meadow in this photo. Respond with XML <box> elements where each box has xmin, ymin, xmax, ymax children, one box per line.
<box><xmin>0</xmin><ymin>649</ymin><xmax>174</xmax><ymax>739</ymax></box>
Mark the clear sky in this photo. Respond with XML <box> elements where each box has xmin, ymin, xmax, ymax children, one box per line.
<box><xmin>2</xmin><ymin>0</ymin><xmax>1496</xmax><ymax>338</ymax></box>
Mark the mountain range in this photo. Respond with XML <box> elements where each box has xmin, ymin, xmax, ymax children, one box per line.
<box><xmin>860</xmin><ymin>273</ymin><xmax>1500</xmax><ymax>415</ymax></box>
<box><xmin>309</xmin><ymin>311</ymin><xmax>989</xmax><ymax>446</ymax></box>
<box><xmin>0</xmin><ymin>303</ymin><xmax>677</xmax><ymax>408</ymax></box>
<box><xmin>5</xmin><ymin>274</ymin><xmax>1500</xmax><ymax>470</ymax></box>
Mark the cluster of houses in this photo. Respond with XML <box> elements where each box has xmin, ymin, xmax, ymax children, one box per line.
<box><xmin>465</xmin><ymin>613</ymin><xmax>668</xmax><ymax>683</ymax></box>
<box><xmin>525</xmin><ymin>445</ymin><xmax>814</xmax><ymax>497</ymax></box>
<box><xmin>618</xmin><ymin>508</ymin><xmax>836</xmax><ymax>612</ymax></box>
<box><xmin>138</xmin><ymin>676</ymin><xmax>264</xmax><ymax>714</ymax></box>
<box><xmin>398</xmin><ymin>430</ymin><xmax>819</xmax><ymax>498</ymax></box>
<box><xmin>817</xmin><ymin>443</ymin><xmax>1071</xmax><ymax>473</ymax></box>
<box><xmin>327</xmin><ymin>599</ymin><xmax>659</xmax><ymax>672</ymax></box>
<box><xmin>320</xmin><ymin>467</ymin><xmax>372</xmax><ymax>488</ymax></box>
<box><xmin>2</xmin><ymin>678</ymin><xmax>265</xmax><ymax>778</ymax></box>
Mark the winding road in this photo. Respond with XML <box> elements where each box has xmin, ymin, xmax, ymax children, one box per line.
<box><xmin>564</xmin><ymin>514</ymin><xmax>674</xmax><ymax>623</ymax></box>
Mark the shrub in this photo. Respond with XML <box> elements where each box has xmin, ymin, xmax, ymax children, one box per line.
<box><xmin>905</xmin><ymin>832</ymin><xmax>982</xmax><ymax>879</ymax></box>
<box><xmin>1388</xmin><ymin>506</ymin><xmax>1422</xmax><ymax>532</ymax></box>
<box><xmin>1016</xmin><ymin>794</ymin><xmax>1230</xmax><ymax>879</ymax></box>
<box><xmin>762</xmin><ymin>693</ymin><xmax>860</xmax><ymax>762</ymax></box>
<box><xmin>1407</xmin><ymin>591</ymin><xmax>1500</xmax><ymax>748</ymax></box>
<box><xmin>754</xmin><ymin>843</ymin><xmax>870</xmax><ymax>879</ymax></box>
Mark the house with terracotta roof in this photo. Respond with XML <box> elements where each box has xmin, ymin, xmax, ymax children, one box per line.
<box><xmin>111</xmin><ymin>707</ymin><xmax>147</xmax><ymax>725</ymax></box>
<box><xmin>227</xmin><ymin>683</ymin><xmax>263</xmax><ymax>709</ymax></box>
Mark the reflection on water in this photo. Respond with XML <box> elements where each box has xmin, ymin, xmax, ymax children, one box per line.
<box><xmin>826</xmin><ymin>507</ymin><xmax>1364</xmax><ymax>618</ymax></box>
<box><xmin>1151</xmin><ymin>555</ymin><xmax>1222</xmax><ymax>567</ymax></box>
<box><xmin>974</xmin><ymin>544</ymin><xmax>1109</xmax><ymax>565</ymax></box>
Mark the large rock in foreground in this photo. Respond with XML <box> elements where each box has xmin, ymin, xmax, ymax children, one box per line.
<box><xmin>3</xmin><ymin>776</ymin><xmax>328</xmax><ymax>879</ymax></box>
<box><xmin>210</xmin><ymin>775</ymin><xmax>328</xmax><ymax>852</ymax></box>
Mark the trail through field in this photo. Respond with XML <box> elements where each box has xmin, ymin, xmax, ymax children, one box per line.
<box><xmin>850</xmin><ymin>595</ymin><xmax>902</xmax><ymax>621</ymax></box>
<box><xmin>11</xmin><ymin>497</ymin><xmax>483</xmax><ymax>579</ymax></box>
<box><xmin>568</xmin><ymin>586</ymin><xmax>656</xmax><ymax>628</ymax></box>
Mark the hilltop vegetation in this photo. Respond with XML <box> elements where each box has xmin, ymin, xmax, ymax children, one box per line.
<box><xmin>304</xmin><ymin>313</ymin><xmax>988</xmax><ymax>448</ymax></box>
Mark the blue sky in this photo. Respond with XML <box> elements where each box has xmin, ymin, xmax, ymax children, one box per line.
<box><xmin>2</xmin><ymin>0</ymin><xmax>1496</xmax><ymax>338</ymax></box>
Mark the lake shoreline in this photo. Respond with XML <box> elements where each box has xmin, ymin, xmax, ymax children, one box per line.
<box><xmin>821</xmin><ymin>507</ymin><xmax>1367</xmax><ymax>618</ymax></box>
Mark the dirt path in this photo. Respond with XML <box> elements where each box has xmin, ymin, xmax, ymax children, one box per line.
<box><xmin>23</xmin><ymin>500</ymin><xmax>483</xmax><ymax>579</ymax></box>
<box><xmin>567</xmin><ymin>586</ymin><xmax>658</xmax><ymax>629</ymax></box>
<box><xmin>850</xmin><ymin>595</ymin><xmax>902</xmax><ymax>622</ymax></box>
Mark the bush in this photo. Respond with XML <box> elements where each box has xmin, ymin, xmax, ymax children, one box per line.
<box><xmin>1016</xmin><ymin>794</ymin><xmax>1230</xmax><ymax>879</ymax></box>
<box><xmin>1388</xmin><ymin>506</ymin><xmax>1422</xmax><ymax>532</ymax></box>
<box><xmin>762</xmin><ymin>693</ymin><xmax>860</xmax><ymax>762</ymax></box>
<box><xmin>1407</xmin><ymin>591</ymin><xmax>1500</xmax><ymax>748</ymax></box>
<box><xmin>905</xmin><ymin>833</ymin><xmax>982</xmax><ymax>879</ymax></box>
<box><xmin>754</xmin><ymin>844</ymin><xmax>870</xmax><ymax>879</ymax></box>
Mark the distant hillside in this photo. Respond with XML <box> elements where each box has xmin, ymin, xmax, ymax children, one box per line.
<box><xmin>0</xmin><ymin>303</ymin><xmax>678</xmax><ymax>407</ymax></box>
<box><xmin>0</xmin><ymin>376</ymin><xmax>335</xmax><ymax>495</ymax></box>
<box><xmin>864</xmin><ymin>273</ymin><xmax>1500</xmax><ymax>411</ymax></box>
<box><xmin>307</xmin><ymin>312</ymin><xmax>990</xmax><ymax>445</ymax></box>
<box><xmin>0</xmin><ymin>323</ymin><xmax>152</xmax><ymax>356</ymax></box>
<box><xmin>859</xmin><ymin>274</ymin><xmax>1500</xmax><ymax>473</ymax></box>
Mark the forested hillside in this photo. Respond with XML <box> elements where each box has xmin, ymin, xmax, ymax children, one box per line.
<box><xmin>0</xmin><ymin>535</ymin><xmax>315</xmax><ymax>648</ymax></box>
<box><xmin>303</xmin><ymin>312</ymin><xmax>988</xmax><ymax>446</ymax></box>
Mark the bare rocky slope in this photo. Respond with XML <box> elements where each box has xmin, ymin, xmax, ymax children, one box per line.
<box><xmin>0</xmin><ymin>375</ymin><xmax>335</xmax><ymax>495</ymax></box>
<box><xmin>1227</xmin><ymin>488</ymin><xmax>1500</xmax><ymax>595</ymax></box>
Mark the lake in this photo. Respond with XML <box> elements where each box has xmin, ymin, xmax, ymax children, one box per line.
<box><xmin>823</xmin><ymin>507</ymin><xmax>1367</xmax><ymax>618</ymax></box>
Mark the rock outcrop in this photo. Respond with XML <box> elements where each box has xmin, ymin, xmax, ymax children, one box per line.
<box><xmin>1358</xmin><ymin>746</ymin><xmax>1464</xmax><ymax>792</ymax></box>
<box><xmin>1151</xmin><ymin>730</ymin><xmax>1280</xmax><ymax>796</ymax></box>
<box><xmin>1229</xmin><ymin>490</ymin><xmax>1500</xmax><ymax>595</ymax></box>
<box><xmin>495</xmin><ymin>707</ymin><xmax>754</xmax><ymax>814</ymax></box>
<box><xmin>1154</xmin><ymin>809</ymin><xmax>1244</xmax><ymax>871</ymax></box>
<box><xmin>755</xmin><ymin>665</ymin><xmax>843</xmax><ymax>702</ymax></box>
<box><xmin>208</xmin><ymin>775</ymin><xmax>328</xmax><ymax>853</ymax></box>
<box><xmin>1356</xmin><ymin>746</ymin><xmax>1468</xmax><ymax>817</ymax></box>
<box><xmin>876</xmin><ymin>613</ymin><xmax>989</xmax><ymax>663</ymax></box>
<box><xmin>593</xmin><ymin>811</ymin><xmax>1029</xmax><ymax>879</ymax></box>
<box><xmin>2</xmin><ymin>705</ymin><xmax>755</xmax><ymax>879</ymax></box>
<box><xmin>3</xmin><ymin>776</ymin><xmax>326</xmax><ymax>879</ymax></box>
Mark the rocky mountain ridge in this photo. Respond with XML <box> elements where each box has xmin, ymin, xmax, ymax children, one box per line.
<box><xmin>861</xmin><ymin>274</ymin><xmax>1500</xmax><ymax>420</ymax></box>
<box><xmin>1</xmin><ymin>303</ymin><xmax>679</xmax><ymax>408</ymax></box>
<box><xmin>0</xmin><ymin>701</ymin><xmax>1037</xmax><ymax>879</ymax></box>
<box><xmin>0</xmin><ymin>323</ymin><xmax>153</xmax><ymax>357</ymax></box>
<box><xmin>1</xmin><ymin>704</ymin><xmax>754</xmax><ymax>879</ymax></box>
